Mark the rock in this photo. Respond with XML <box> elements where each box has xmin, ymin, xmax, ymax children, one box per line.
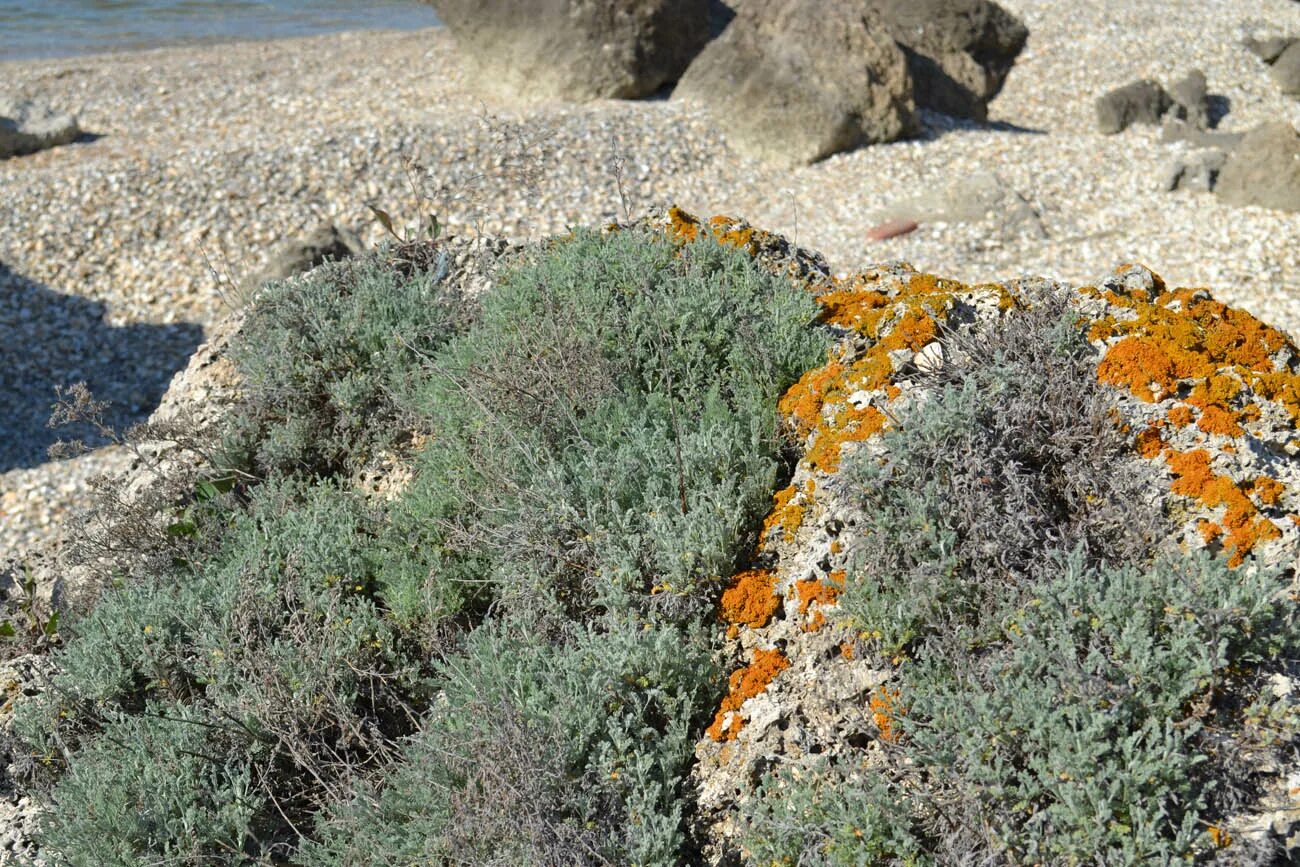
<box><xmin>1159</xmin><ymin>117</ymin><xmax>1243</xmax><ymax>150</ymax></box>
<box><xmin>1167</xmin><ymin>69</ymin><xmax>1210</xmax><ymax>129</ymax></box>
<box><xmin>1095</xmin><ymin>78</ymin><xmax>1172</xmax><ymax>134</ymax></box>
<box><xmin>0</xmin><ymin>98</ymin><xmax>80</xmax><ymax>159</ymax></box>
<box><xmin>1246</xmin><ymin>35</ymin><xmax>1295</xmax><ymax>64</ymax></box>
<box><xmin>865</xmin><ymin>0</ymin><xmax>1029</xmax><ymax>120</ymax></box>
<box><xmin>675</xmin><ymin>0</ymin><xmax>914</xmax><ymax>166</ymax></box>
<box><xmin>1160</xmin><ymin>148</ymin><xmax>1228</xmax><ymax>193</ymax></box>
<box><xmin>1215</xmin><ymin>122</ymin><xmax>1300</xmax><ymax>212</ymax></box>
<box><xmin>879</xmin><ymin>170</ymin><xmax>1046</xmax><ymax>239</ymax></box>
<box><xmin>256</xmin><ymin>223</ymin><xmax>365</xmax><ymax>285</ymax></box>
<box><xmin>428</xmin><ymin>0</ymin><xmax>712</xmax><ymax>102</ymax></box>
<box><xmin>1271</xmin><ymin>41</ymin><xmax>1300</xmax><ymax>96</ymax></box>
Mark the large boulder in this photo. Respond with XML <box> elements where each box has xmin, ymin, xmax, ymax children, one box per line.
<box><xmin>428</xmin><ymin>0</ymin><xmax>711</xmax><ymax>102</ymax></box>
<box><xmin>1215</xmin><ymin>122</ymin><xmax>1300</xmax><ymax>212</ymax></box>
<box><xmin>0</xmin><ymin>98</ymin><xmax>80</xmax><ymax>159</ymax></box>
<box><xmin>865</xmin><ymin>0</ymin><xmax>1028</xmax><ymax>120</ymax></box>
<box><xmin>675</xmin><ymin>0</ymin><xmax>914</xmax><ymax>166</ymax></box>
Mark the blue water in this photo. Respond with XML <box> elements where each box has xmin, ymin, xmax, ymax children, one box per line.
<box><xmin>0</xmin><ymin>0</ymin><xmax>441</xmax><ymax>61</ymax></box>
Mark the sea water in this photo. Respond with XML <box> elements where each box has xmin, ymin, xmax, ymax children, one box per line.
<box><xmin>0</xmin><ymin>0</ymin><xmax>441</xmax><ymax>62</ymax></box>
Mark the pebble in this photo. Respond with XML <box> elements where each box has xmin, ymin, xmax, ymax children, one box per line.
<box><xmin>2</xmin><ymin>0</ymin><xmax>1300</xmax><ymax>568</ymax></box>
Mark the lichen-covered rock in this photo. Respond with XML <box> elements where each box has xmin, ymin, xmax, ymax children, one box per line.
<box><xmin>674</xmin><ymin>0</ymin><xmax>914</xmax><ymax>166</ymax></box>
<box><xmin>1095</xmin><ymin>78</ymin><xmax>1173</xmax><ymax>134</ymax></box>
<box><xmin>428</xmin><ymin>0</ymin><xmax>711</xmax><ymax>102</ymax></box>
<box><xmin>0</xmin><ymin>98</ymin><xmax>80</xmax><ymax>159</ymax></box>
<box><xmin>1215</xmin><ymin>122</ymin><xmax>1300</xmax><ymax>212</ymax></box>
<box><xmin>655</xmin><ymin>209</ymin><xmax>1300</xmax><ymax>863</ymax></box>
<box><xmin>865</xmin><ymin>0</ymin><xmax>1029</xmax><ymax>121</ymax></box>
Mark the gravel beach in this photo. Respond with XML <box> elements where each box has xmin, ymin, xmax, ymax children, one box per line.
<box><xmin>3</xmin><ymin>0</ymin><xmax>1300</xmax><ymax>567</ymax></box>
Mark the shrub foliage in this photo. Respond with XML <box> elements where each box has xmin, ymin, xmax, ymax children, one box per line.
<box><xmin>18</xmin><ymin>228</ymin><xmax>826</xmax><ymax>866</ymax></box>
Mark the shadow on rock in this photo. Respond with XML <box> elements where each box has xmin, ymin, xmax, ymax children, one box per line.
<box><xmin>0</xmin><ymin>261</ymin><xmax>204</xmax><ymax>472</ymax></box>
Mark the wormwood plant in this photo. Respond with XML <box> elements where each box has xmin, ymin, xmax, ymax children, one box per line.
<box><xmin>308</xmin><ymin>227</ymin><xmax>828</xmax><ymax>866</ymax></box>
<box><xmin>739</xmin><ymin>293</ymin><xmax>1300</xmax><ymax>865</ymax></box>
<box><xmin>223</xmin><ymin>249</ymin><xmax>468</xmax><ymax>479</ymax></box>
<box><xmin>19</xmin><ymin>226</ymin><xmax>827</xmax><ymax>866</ymax></box>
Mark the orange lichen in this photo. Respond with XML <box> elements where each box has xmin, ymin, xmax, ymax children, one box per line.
<box><xmin>1253</xmin><ymin>476</ymin><xmax>1286</xmax><ymax>507</ymax></box>
<box><xmin>804</xmin><ymin>405</ymin><xmax>888</xmax><ymax>474</ymax></box>
<box><xmin>1166</xmin><ymin>449</ymin><xmax>1280</xmax><ymax>565</ymax></box>
<box><xmin>870</xmin><ymin>686</ymin><xmax>904</xmax><ymax>744</ymax></box>
<box><xmin>794</xmin><ymin>572</ymin><xmax>844</xmax><ymax>632</ymax></box>
<box><xmin>706</xmin><ymin>647</ymin><xmax>790</xmax><ymax>741</ymax></box>
<box><xmin>1196</xmin><ymin>405</ymin><xmax>1244</xmax><ymax>437</ymax></box>
<box><xmin>1136</xmin><ymin>425</ymin><xmax>1166</xmax><ymax>459</ymax></box>
<box><xmin>761</xmin><ymin>485</ymin><xmax>804</xmax><ymax>546</ymax></box>
<box><xmin>667</xmin><ymin>206</ymin><xmax>701</xmax><ymax>242</ymax></box>
<box><xmin>1208</xmin><ymin>825</ymin><xmax>1232</xmax><ymax>849</ymax></box>
<box><xmin>1168</xmin><ymin>405</ymin><xmax>1195</xmax><ymax>427</ymax></box>
<box><xmin>840</xmin><ymin>641</ymin><xmax>855</xmax><ymax>659</ymax></box>
<box><xmin>778</xmin><ymin>357</ymin><xmax>845</xmax><ymax>438</ymax></box>
<box><xmin>1095</xmin><ymin>336</ymin><xmax>1180</xmax><ymax>402</ymax></box>
<box><xmin>719</xmin><ymin>569</ymin><xmax>781</xmax><ymax>628</ymax></box>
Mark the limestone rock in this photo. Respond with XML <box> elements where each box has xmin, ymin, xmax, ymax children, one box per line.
<box><xmin>1095</xmin><ymin>78</ymin><xmax>1172</xmax><ymax>134</ymax></box>
<box><xmin>1246</xmin><ymin>34</ymin><xmax>1295</xmax><ymax>64</ymax></box>
<box><xmin>428</xmin><ymin>0</ymin><xmax>711</xmax><ymax>102</ymax></box>
<box><xmin>866</xmin><ymin>0</ymin><xmax>1029</xmax><ymax>120</ymax></box>
<box><xmin>1168</xmin><ymin>68</ymin><xmax>1210</xmax><ymax>129</ymax></box>
<box><xmin>675</xmin><ymin>0</ymin><xmax>914</xmax><ymax>166</ymax></box>
<box><xmin>1160</xmin><ymin>148</ymin><xmax>1227</xmax><ymax>193</ymax></box>
<box><xmin>1215</xmin><ymin>122</ymin><xmax>1300</xmax><ymax>212</ymax></box>
<box><xmin>0</xmin><ymin>98</ymin><xmax>80</xmax><ymax>159</ymax></box>
<box><xmin>1271</xmin><ymin>40</ymin><xmax>1300</xmax><ymax>96</ymax></box>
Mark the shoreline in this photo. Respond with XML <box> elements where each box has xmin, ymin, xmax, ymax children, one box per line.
<box><xmin>3</xmin><ymin>0</ymin><xmax>1300</xmax><ymax>564</ymax></box>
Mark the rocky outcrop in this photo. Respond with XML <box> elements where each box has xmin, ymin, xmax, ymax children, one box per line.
<box><xmin>428</xmin><ymin>0</ymin><xmax>711</xmax><ymax>102</ymax></box>
<box><xmin>1215</xmin><ymin>122</ymin><xmax>1300</xmax><ymax>212</ymax></box>
<box><xmin>653</xmin><ymin>210</ymin><xmax>1300</xmax><ymax>864</ymax></box>
<box><xmin>1096</xmin><ymin>78</ymin><xmax>1173</xmax><ymax>134</ymax></box>
<box><xmin>674</xmin><ymin>0</ymin><xmax>914</xmax><ymax>166</ymax></box>
<box><xmin>0</xmin><ymin>98</ymin><xmax>80</xmax><ymax>159</ymax></box>
<box><xmin>865</xmin><ymin>0</ymin><xmax>1029</xmax><ymax>121</ymax></box>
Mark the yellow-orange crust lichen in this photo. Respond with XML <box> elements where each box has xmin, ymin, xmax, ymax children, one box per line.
<box><xmin>1165</xmin><ymin>449</ymin><xmax>1281</xmax><ymax>566</ymax></box>
<box><xmin>870</xmin><ymin>686</ymin><xmax>904</xmax><ymax>744</ymax></box>
<box><xmin>706</xmin><ymin>647</ymin><xmax>790</xmax><ymax>741</ymax></box>
<box><xmin>719</xmin><ymin>569</ymin><xmax>781</xmax><ymax>628</ymax></box>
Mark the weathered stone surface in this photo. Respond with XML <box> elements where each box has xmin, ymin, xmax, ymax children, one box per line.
<box><xmin>1168</xmin><ymin>68</ymin><xmax>1210</xmax><ymax>129</ymax></box>
<box><xmin>1246</xmin><ymin>34</ymin><xmax>1295</xmax><ymax>64</ymax></box>
<box><xmin>866</xmin><ymin>0</ymin><xmax>1029</xmax><ymax>120</ymax></box>
<box><xmin>1095</xmin><ymin>78</ymin><xmax>1172</xmax><ymax>134</ymax></box>
<box><xmin>879</xmin><ymin>169</ymin><xmax>1046</xmax><ymax>239</ymax></box>
<box><xmin>1159</xmin><ymin>147</ymin><xmax>1227</xmax><ymax>193</ymax></box>
<box><xmin>428</xmin><ymin>0</ymin><xmax>711</xmax><ymax>102</ymax></box>
<box><xmin>1271</xmin><ymin>40</ymin><xmax>1300</xmax><ymax>96</ymax></box>
<box><xmin>1215</xmin><ymin>122</ymin><xmax>1300</xmax><ymax>212</ymax></box>
<box><xmin>675</xmin><ymin>0</ymin><xmax>914</xmax><ymax>166</ymax></box>
<box><xmin>0</xmin><ymin>98</ymin><xmax>80</xmax><ymax>159</ymax></box>
<box><xmin>256</xmin><ymin>222</ymin><xmax>364</xmax><ymax>285</ymax></box>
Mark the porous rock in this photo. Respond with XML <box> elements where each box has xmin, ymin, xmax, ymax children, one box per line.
<box><xmin>1215</xmin><ymin>122</ymin><xmax>1300</xmax><ymax>212</ymax></box>
<box><xmin>428</xmin><ymin>0</ymin><xmax>711</xmax><ymax>102</ymax></box>
<box><xmin>865</xmin><ymin>0</ymin><xmax>1029</xmax><ymax>120</ymax></box>
<box><xmin>665</xmin><ymin>210</ymin><xmax>1300</xmax><ymax>862</ymax></box>
<box><xmin>0</xmin><ymin>98</ymin><xmax>80</xmax><ymax>159</ymax></box>
<box><xmin>674</xmin><ymin>0</ymin><xmax>914</xmax><ymax>166</ymax></box>
<box><xmin>1095</xmin><ymin>78</ymin><xmax>1173</xmax><ymax>134</ymax></box>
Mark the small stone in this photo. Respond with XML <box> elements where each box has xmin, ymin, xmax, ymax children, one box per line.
<box><xmin>866</xmin><ymin>218</ymin><xmax>919</xmax><ymax>241</ymax></box>
<box><xmin>0</xmin><ymin>98</ymin><xmax>81</xmax><ymax>159</ymax></box>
